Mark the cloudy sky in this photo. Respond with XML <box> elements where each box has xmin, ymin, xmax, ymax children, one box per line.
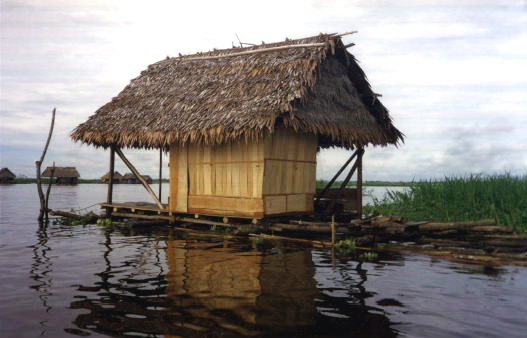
<box><xmin>1</xmin><ymin>0</ymin><xmax>526</xmax><ymax>181</ymax></box>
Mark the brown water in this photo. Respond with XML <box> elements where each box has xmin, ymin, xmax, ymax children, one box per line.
<box><xmin>1</xmin><ymin>184</ymin><xmax>526</xmax><ymax>338</ymax></box>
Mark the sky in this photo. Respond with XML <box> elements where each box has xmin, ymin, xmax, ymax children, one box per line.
<box><xmin>1</xmin><ymin>0</ymin><xmax>526</xmax><ymax>181</ymax></box>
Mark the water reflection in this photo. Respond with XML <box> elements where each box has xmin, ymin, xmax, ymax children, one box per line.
<box><xmin>68</xmin><ymin>228</ymin><xmax>397</xmax><ymax>337</ymax></box>
<box><xmin>28</xmin><ymin>222</ymin><xmax>53</xmax><ymax>335</ymax></box>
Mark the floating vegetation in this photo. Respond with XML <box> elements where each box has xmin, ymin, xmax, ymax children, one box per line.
<box><xmin>359</xmin><ymin>252</ymin><xmax>378</xmax><ymax>260</ymax></box>
<box><xmin>335</xmin><ymin>239</ymin><xmax>356</xmax><ymax>255</ymax></box>
<box><xmin>52</xmin><ymin>216</ymin><xmax>91</xmax><ymax>226</ymax></box>
<box><xmin>363</xmin><ymin>174</ymin><xmax>527</xmax><ymax>231</ymax></box>
<box><xmin>251</xmin><ymin>236</ymin><xmax>264</xmax><ymax>244</ymax></box>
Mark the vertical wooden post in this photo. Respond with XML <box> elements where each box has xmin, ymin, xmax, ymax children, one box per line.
<box><xmin>158</xmin><ymin>148</ymin><xmax>162</xmax><ymax>202</ymax></box>
<box><xmin>331</xmin><ymin>214</ymin><xmax>336</xmax><ymax>245</ymax></box>
<box><xmin>106</xmin><ymin>145</ymin><xmax>115</xmax><ymax>217</ymax></box>
<box><xmin>357</xmin><ymin>146</ymin><xmax>363</xmax><ymax>219</ymax></box>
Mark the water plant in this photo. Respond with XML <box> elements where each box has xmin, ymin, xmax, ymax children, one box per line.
<box><xmin>363</xmin><ymin>174</ymin><xmax>527</xmax><ymax>231</ymax></box>
<box><xmin>359</xmin><ymin>252</ymin><xmax>378</xmax><ymax>260</ymax></box>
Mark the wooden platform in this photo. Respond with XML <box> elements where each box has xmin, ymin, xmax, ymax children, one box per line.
<box><xmin>100</xmin><ymin>202</ymin><xmax>171</xmax><ymax>220</ymax></box>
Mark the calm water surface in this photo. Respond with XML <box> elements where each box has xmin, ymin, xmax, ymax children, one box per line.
<box><xmin>1</xmin><ymin>184</ymin><xmax>526</xmax><ymax>338</ymax></box>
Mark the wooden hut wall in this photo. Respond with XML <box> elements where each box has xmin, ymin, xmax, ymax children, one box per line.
<box><xmin>169</xmin><ymin>128</ymin><xmax>316</xmax><ymax>217</ymax></box>
<box><xmin>262</xmin><ymin>128</ymin><xmax>317</xmax><ymax>215</ymax></box>
<box><xmin>186</xmin><ymin>140</ymin><xmax>265</xmax><ymax>217</ymax></box>
<box><xmin>169</xmin><ymin>145</ymin><xmax>188</xmax><ymax>213</ymax></box>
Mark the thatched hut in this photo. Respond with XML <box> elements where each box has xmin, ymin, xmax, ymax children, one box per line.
<box><xmin>72</xmin><ymin>33</ymin><xmax>402</xmax><ymax>218</ymax></box>
<box><xmin>121</xmin><ymin>173</ymin><xmax>153</xmax><ymax>184</ymax></box>
<box><xmin>100</xmin><ymin>171</ymin><xmax>122</xmax><ymax>183</ymax></box>
<box><xmin>0</xmin><ymin>168</ymin><xmax>16</xmax><ymax>183</ymax></box>
<box><xmin>41</xmin><ymin>167</ymin><xmax>80</xmax><ymax>184</ymax></box>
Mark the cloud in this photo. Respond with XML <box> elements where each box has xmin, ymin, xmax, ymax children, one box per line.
<box><xmin>1</xmin><ymin>0</ymin><xmax>526</xmax><ymax>181</ymax></box>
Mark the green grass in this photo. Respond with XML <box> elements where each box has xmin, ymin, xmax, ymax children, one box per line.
<box><xmin>363</xmin><ymin>174</ymin><xmax>527</xmax><ymax>231</ymax></box>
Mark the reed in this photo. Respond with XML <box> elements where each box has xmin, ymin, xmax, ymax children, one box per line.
<box><xmin>363</xmin><ymin>174</ymin><xmax>527</xmax><ymax>231</ymax></box>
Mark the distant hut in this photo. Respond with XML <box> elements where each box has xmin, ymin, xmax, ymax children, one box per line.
<box><xmin>72</xmin><ymin>33</ymin><xmax>403</xmax><ymax>218</ymax></box>
<box><xmin>0</xmin><ymin>168</ymin><xmax>16</xmax><ymax>183</ymax></box>
<box><xmin>41</xmin><ymin>167</ymin><xmax>80</xmax><ymax>185</ymax></box>
<box><xmin>121</xmin><ymin>173</ymin><xmax>152</xmax><ymax>184</ymax></box>
<box><xmin>100</xmin><ymin>171</ymin><xmax>122</xmax><ymax>183</ymax></box>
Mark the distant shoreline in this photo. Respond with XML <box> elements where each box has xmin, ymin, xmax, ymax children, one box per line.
<box><xmin>6</xmin><ymin>178</ymin><xmax>412</xmax><ymax>187</ymax></box>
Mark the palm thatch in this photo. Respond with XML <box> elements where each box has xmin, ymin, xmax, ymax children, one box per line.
<box><xmin>0</xmin><ymin>168</ymin><xmax>16</xmax><ymax>182</ymax></box>
<box><xmin>41</xmin><ymin>167</ymin><xmax>80</xmax><ymax>178</ymax></box>
<box><xmin>100</xmin><ymin>171</ymin><xmax>122</xmax><ymax>183</ymax></box>
<box><xmin>121</xmin><ymin>173</ymin><xmax>153</xmax><ymax>184</ymax></box>
<box><xmin>71</xmin><ymin>33</ymin><xmax>403</xmax><ymax>149</ymax></box>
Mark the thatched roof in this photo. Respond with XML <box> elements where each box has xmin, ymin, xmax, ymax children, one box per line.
<box><xmin>101</xmin><ymin>171</ymin><xmax>122</xmax><ymax>180</ymax></box>
<box><xmin>0</xmin><ymin>168</ymin><xmax>16</xmax><ymax>179</ymax></box>
<box><xmin>72</xmin><ymin>33</ymin><xmax>403</xmax><ymax>149</ymax></box>
<box><xmin>41</xmin><ymin>167</ymin><xmax>80</xmax><ymax>178</ymax></box>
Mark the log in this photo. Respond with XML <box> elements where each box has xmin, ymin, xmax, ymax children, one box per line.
<box><xmin>272</xmin><ymin>222</ymin><xmax>350</xmax><ymax>233</ymax></box>
<box><xmin>471</xmin><ymin>226</ymin><xmax>514</xmax><ymax>233</ymax></box>
<box><xmin>49</xmin><ymin>209</ymin><xmax>99</xmax><ymax>222</ymax></box>
<box><xmin>115</xmin><ymin>147</ymin><xmax>163</xmax><ymax>209</ymax></box>
<box><xmin>419</xmin><ymin>219</ymin><xmax>496</xmax><ymax>231</ymax></box>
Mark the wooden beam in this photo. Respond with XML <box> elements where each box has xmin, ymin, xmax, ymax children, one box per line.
<box><xmin>106</xmin><ymin>146</ymin><xmax>115</xmax><ymax>217</ymax></box>
<box><xmin>114</xmin><ymin>147</ymin><xmax>164</xmax><ymax>209</ymax></box>
<box><xmin>357</xmin><ymin>147</ymin><xmax>363</xmax><ymax>219</ymax></box>
<box><xmin>158</xmin><ymin>148</ymin><xmax>162</xmax><ymax>202</ymax></box>
<box><xmin>178</xmin><ymin>42</ymin><xmax>327</xmax><ymax>61</ymax></box>
<box><xmin>316</xmin><ymin>149</ymin><xmax>357</xmax><ymax>201</ymax></box>
<box><xmin>328</xmin><ymin>149</ymin><xmax>363</xmax><ymax>213</ymax></box>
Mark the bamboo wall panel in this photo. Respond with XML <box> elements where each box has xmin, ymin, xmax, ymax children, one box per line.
<box><xmin>262</xmin><ymin>128</ymin><xmax>317</xmax><ymax>214</ymax></box>
<box><xmin>169</xmin><ymin>144</ymin><xmax>188</xmax><ymax>213</ymax></box>
<box><xmin>187</xmin><ymin>140</ymin><xmax>265</xmax><ymax>216</ymax></box>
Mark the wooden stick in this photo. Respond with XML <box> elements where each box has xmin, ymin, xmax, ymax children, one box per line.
<box><xmin>328</xmin><ymin>148</ymin><xmax>363</xmax><ymax>212</ymax></box>
<box><xmin>114</xmin><ymin>147</ymin><xmax>164</xmax><ymax>209</ymax></box>
<box><xmin>331</xmin><ymin>215</ymin><xmax>336</xmax><ymax>244</ymax></box>
<box><xmin>357</xmin><ymin>147</ymin><xmax>363</xmax><ymax>219</ymax></box>
<box><xmin>106</xmin><ymin>146</ymin><xmax>115</xmax><ymax>217</ymax></box>
<box><xmin>316</xmin><ymin>150</ymin><xmax>357</xmax><ymax>201</ymax></box>
<box><xmin>36</xmin><ymin>108</ymin><xmax>55</xmax><ymax>222</ymax></box>
<box><xmin>158</xmin><ymin>148</ymin><xmax>162</xmax><ymax>202</ymax></box>
<box><xmin>44</xmin><ymin>162</ymin><xmax>55</xmax><ymax>217</ymax></box>
<box><xmin>178</xmin><ymin>43</ymin><xmax>327</xmax><ymax>61</ymax></box>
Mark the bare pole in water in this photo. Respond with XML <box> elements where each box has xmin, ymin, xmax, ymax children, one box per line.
<box><xmin>106</xmin><ymin>145</ymin><xmax>115</xmax><ymax>217</ymax></box>
<box><xmin>159</xmin><ymin>149</ymin><xmax>162</xmax><ymax>202</ymax></box>
<box><xmin>36</xmin><ymin>108</ymin><xmax>56</xmax><ymax>222</ymax></box>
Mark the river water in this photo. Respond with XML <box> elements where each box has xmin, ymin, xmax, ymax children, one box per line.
<box><xmin>1</xmin><ymin>184</ymin><xmax>526</xmax><ymax>338</ymax></box>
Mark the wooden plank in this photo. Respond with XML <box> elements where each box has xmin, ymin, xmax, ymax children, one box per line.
<box><xmin>176</xmin><ymin>145</ymin><xmax>188</xmax><ymax>212</ymax></box>
<box><xmin>286</xmin><ymin>194</ymin><xmax>313</xmax><ymax>213</ymax></box>
<box><xmin>113</xmin><ymin>212</ymin><xmax>171</xmax><ymax>220</ymax></box>
<box><xmin>316</xmin><ymin>188</ymin><xmax>358</xmax><ymax>199</ymax></box>
<box><xmin>264</xmin><ymin>195</ymin><xmax>286</xmax><ymax>215</ymax></box>
<box><xmin>187</xmin><ymin>208</ymin><xmax>264</xmax><ymax>219</ymax></box>
<box><xmin>225</xmin><ymin>143</ymin><xmax>233</xmax><ymax>196</ymax></box>
<box><xmin>239</xmin><ymin>143</ymin><xmax>248</xmax><ymax>197</ymax></box>
<box><xmin>231</xmin><ymin>144</ymin><xmax>241</xmax><ymax>197</ymax></box>
<box><xmin>188</xmin><ymin>195</ymin><xmax>264</xmax><ymax>213</ymax></box>
<box><xmin>169</xmin><ymin>145</ymin><xmax>178</xmax><ymax>212</ymax></box>
<box><xmin>203</xmin><ymin>146</ymin><xmax>212</xmax><ymax>195</ymax></box>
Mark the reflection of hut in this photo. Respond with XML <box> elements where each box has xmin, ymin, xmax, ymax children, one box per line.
<box><xmin>100</xmin><ymin>171</ymin><xmax>122</xmax><ymax>183</ymax></box>
<box><xmin>121</xmin><ymin>173</ymin><xmax>153</xmax><ymax>184</ymax></box>
<box><xmin>71</xmin><ymin>33</ymin><xmax>403</xmax><ymax>219</ymax></box>
<box><xmin>41</xmin><ymin>166</ymin><xmax>79</xmax><ymax>184</ymax></box>
<box><xmin>0</xmin><ymin>168</ymin><xmax>16</xmax><ymax>183</ymax></box>
<box><xmin>165</xmin><ymin>241</ymin><xmax>317</xmax><ymax>335</ymax></box>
